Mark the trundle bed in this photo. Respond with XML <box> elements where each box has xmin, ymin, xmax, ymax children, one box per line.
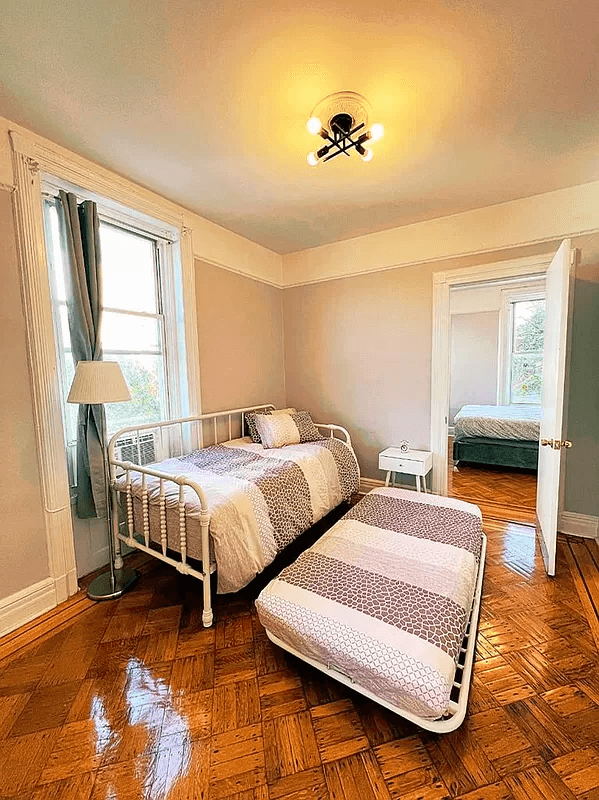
<box><xmin>453</xmin><ymin>404</ymin><xmax>540</xmax><ymax>471</ymax></box>
<box><xmin>256</xmin><ymin>487</ymin><xmax>486</xmax><ymax>732</ymax></box>
<box><xmin>108</xmin><ymin>405</ymin><xmax>360</xmax><ymax>627</ymax></box>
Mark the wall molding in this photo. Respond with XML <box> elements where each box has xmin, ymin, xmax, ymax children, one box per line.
<box><xmin>0</xmin><ymin>578</ymin><xmax>57</xmax><ymax>637</ymax></box>
<box><xmin>359</xmin><ymin>476</ymin><xmax>422</xmax><ymax>494</ymax></box>
<box><xmin>195</xmin><ymin>255</ymin><xmax>283</xmax><ymax>289</ymax></box>
<box><xmin>3</xmin><ymin>122</ymin><xmax>282</xmax><ymax>286</ymax></box>
<box><xmin>559</xmin><ymin>512</ymin><xmax>599</xmax><ymax>540</ymax></box>
<box><xmin>10</xmin><ymin>134</ymin><xmax>79</xmax><ymax>606</ymax></box>
<box><xmin>282</xmin><ymin>180</ymin><xmax>599</xmax><ymax>287</ymax></box>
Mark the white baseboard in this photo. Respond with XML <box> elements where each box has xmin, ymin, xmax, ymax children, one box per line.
<box><xmin>558</xmin><ymin>511</ymin><xmax>599</xmax><ymax>541</ymax></box>
<box><xmin>0</xmin><ymin>577</ymin><xmax>57</xmax><ymax>637</ymax></box>
<box><xmin>360</xmin><ymin>477</ymin><xmax>421</xmax><ymax>494</ymax></box>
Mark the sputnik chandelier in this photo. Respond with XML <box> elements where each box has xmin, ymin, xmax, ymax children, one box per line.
<box><xmin>306</xmin><ymin>91</ymin><xmax>384</xmax><ymax>166</ymax></box>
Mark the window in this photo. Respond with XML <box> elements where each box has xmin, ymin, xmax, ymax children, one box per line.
<box><xmin>44</xmin><ymin>192</ymin><xmax>184</xmax><ymax>484</ymax></box>
<box><xmin>498</xmin><ymin>286</ymin><xmax>546</xmax><ymax>405</ymax></box>
<box><xmin>509</xmin><ymin>298</ymin><xmax>545</xmax><ymax>403</ymax></box>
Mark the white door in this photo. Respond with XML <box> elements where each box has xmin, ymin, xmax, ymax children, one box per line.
<box><xmin>537</xmin><ymin>239</ymin><xmax>575</xmax><ymax>576</ymax></box>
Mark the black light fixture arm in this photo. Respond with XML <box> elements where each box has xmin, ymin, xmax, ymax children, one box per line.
<box><xmin>306</xmin><ymin>94</ymin><xmax>383</xmax><ymax>165</ymax></box>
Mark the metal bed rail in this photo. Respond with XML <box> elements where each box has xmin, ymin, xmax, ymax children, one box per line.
<box><xmin>107</xmin><ymin>406</ymin><xmax>354</xmax><ymax>627</ymax></box>
<box><xmin>107</xmin><ymin>404</ymin><xmax>276</xmax><ymax>627</ymax></box>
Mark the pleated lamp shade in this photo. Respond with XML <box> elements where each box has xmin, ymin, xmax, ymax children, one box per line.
<box><xmin>67</xmin><ymin>361</ymin><xmax>132</xmax><ymax>404</ymax></box>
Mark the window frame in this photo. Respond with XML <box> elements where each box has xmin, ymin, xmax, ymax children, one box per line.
<box><xmin>497</xmin><ymin>282</ymin><xmax>546</xmax><ymax>406</ymax></box>
<box><xmin>42</xmin><ymin>178</ymin><xmax>190</xmax><ymax>490</ymax></box>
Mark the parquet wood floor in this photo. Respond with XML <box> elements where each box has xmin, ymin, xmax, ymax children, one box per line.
<box><xmin>448</xmin><ymin>437</ymin><xmax>537</xmax><ymax>525</ymax></box>
<box><xmin>1</xmin><ymin>503</ymin><xmax>598</xmax><ymax>800</ymax></box>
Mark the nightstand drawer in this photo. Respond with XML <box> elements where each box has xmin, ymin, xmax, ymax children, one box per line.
<box><xmin>378</xmin><ymin>454</ymin><xmax>428</xmax><ymax>475</ymax></box>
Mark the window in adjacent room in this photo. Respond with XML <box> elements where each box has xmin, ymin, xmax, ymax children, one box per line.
<box><xmin>44</xmin><ymin>191</ymin><xmax>186</xmax><ymax>485</ymax></box>
<box><xmin>499</xmin><ymin>286</ymin><xmax>546</xmax><ymax>405</ymax></box>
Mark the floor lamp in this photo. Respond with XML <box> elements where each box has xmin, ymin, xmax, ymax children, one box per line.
<box><xmin>67</xmin><ymin>360</ymin><xmax>139</xmax><ymax>600</ymax></box>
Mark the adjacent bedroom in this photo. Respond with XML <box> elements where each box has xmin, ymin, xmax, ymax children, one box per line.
<box><xmin>449</xmin><ymin>278</ymin><xmax>546</xmax><ymax>522</ymax></box>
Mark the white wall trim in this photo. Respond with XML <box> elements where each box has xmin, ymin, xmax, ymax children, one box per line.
<box><xmin>10</xmin><ymin>134</ymin><xmax>79</xmax><ymax>606</ymax></box>
<box><xmin>430</xmin><ymin>253</ymin><xmax>554</xmax><ymax>496</ymax></box>
<box><xmin>3</xmin><ymin>121</ymin><xmax>282</xmax><ymax>286</ymax></box>
<box><xmin>359</xmin><ymin>477</ymin><xmax>386</xmax><ymax>494</ymax></box>
<box><xmin>195</xmin><ymin>255</ymin><xmax>283</xmax><ymax>289</ymax></box>
<box><xmin>282</xmin><ymin>180</ymin><xmax>599</xmax><ymax>287</ymax></box>
<box><xmin>9</xmin><ymin>129</ymin><xmax>207</xmax><ymax>615</ymax></box>
<box><xmin>359</xmin><ymin>476</ymin><xmax>422</xmax><ymax>494</ymax></box>
<box><xmin>559</xmin><ymin>512</ymin><xmax>599</xmax><ymax>540</ymax></box>
<box><xmin>0</xmin><ymin>578</ymin><xmax>57</xmax><ymax>637</ymax></box>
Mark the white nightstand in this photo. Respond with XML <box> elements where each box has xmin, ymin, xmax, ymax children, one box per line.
<box><xmin>378</xmin><ymin>448</ymin><xmax>433</xmax><ymax>493</ymax></box>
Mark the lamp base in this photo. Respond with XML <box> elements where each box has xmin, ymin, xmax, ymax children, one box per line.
<box><xmin>87</xmin><ymin>567</ymin><xmax>139</xmax><ymax>601</ymax></box>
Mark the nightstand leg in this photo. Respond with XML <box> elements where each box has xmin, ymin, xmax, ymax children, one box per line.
<box><xmin>416</xmin><ymin>476</ymin><xmax>421</xmax><ymax>493</ymax></box>
<box><xmin>385</xmin><ymin>470</ymin><xmax>391</xmax><ymax>487</ymax></box>
<box><xmin>422</xmin><ymin>474</ymin><xmax>428</xmax><ymax>493</ymax></box>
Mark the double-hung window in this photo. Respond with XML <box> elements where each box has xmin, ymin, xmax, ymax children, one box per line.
<box><xmin>44</xmin><ymin>188</ymin><xmax>185</xmax><ymax>486</ymax></box>
<box><xmin>499</xmin><ymin>285</ymin><xmax>546</xmax><ymax>405</ymax></box>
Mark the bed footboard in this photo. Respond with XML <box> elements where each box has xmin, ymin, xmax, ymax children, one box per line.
<box><xmin>108</xmin><ymin>404</ymin><xmax>276</xmax><ymax>627</ymax></box>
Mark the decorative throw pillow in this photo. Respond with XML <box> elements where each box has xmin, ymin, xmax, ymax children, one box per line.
<box><xmin>245</xmin><ymin>407</ymin><xmax>296</xmax><ymax>443</ymax></box>
<box><xmin>255</xmin><ymin>410</ymin><xmax>324</xmax><ymax>449</ymax></box>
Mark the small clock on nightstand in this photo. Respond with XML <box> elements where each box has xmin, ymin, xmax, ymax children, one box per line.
<box><xmin>378</xmin><ymin>447</ymin><xmax>433</xmax><ymax>493</ymax></box>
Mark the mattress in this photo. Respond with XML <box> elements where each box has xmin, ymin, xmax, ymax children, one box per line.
<box><xmin>256</xmin><ymin>487</ymin><xmax>483</xmax><ymax>721</ymax></box>
<box><xmin>117</xmin><ymin>436</ymin><xmax>359</xmax><ymax>593</ymax></box>
<box><xmin>454</xmin><ymin>404</ymin><xmax>541</xmax><ymax>441</ymax></box>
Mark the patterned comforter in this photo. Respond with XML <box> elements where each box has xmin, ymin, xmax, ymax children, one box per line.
<box><xmin>454</xmin><ymin>404</ymin><xmax>541</xmax><ymax>441</ymax></box>
<box><xmin>117</xmin><ymin>437</ymin><xmax>359</xmax><ymax>593</ymax></box>
<box><xmin>256</xmin><ymin>487</ymin><xmax>483</xmax><ymax>720</ymax></box>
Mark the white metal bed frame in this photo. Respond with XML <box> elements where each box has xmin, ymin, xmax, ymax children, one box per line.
<box><xmin>107</xmin><ymin>404</ymin><xmax>353</xmax><ymax>628</ymax></box>
<box><xmin>262</xmin><ymin>532</ymin><xmax>487</xmax><ymax>733</ymax></box>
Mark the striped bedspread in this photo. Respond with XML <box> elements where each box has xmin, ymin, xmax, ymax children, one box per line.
<box><xmin>454</xmin><ymin>404</ymin><xmax>541</xmax><ymax>441</ymax></box>
<box><xmin>256</xmin><ymin>487</ymin><xmax>483</xmax><ymax>720</ymax></box>
<box><xmin>118</xmin><ymin>437</ymin><xmax>359</xmax><ymax>593</ymax></box>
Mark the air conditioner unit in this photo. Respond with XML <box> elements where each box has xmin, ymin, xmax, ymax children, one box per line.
<box><xmin>114</xmin><ymin>432</ymin><xmax>157</xmax><ymax>466</ymax></box>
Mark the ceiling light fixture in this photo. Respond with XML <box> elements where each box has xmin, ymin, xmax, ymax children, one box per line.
<box><xmin>306</xmin><ymin>91</ymin><xmax>384</xmax><ymax>166</ymax></box>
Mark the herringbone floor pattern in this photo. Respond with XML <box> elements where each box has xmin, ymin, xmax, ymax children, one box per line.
<box><xmin>448</xmin><ymin>437</ymin><xmax>538</xmax><ymax>524</ymax></box>
<box><xmin>0</xmin><ymin>502</ymin><xmax>598</xmax><ymax>800</ymax></box>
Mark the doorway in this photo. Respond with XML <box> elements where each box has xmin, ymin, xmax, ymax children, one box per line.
<box><xmin>447</xmin><ymin>277</ymin><xmax>545</xmax><ymax>523</ymax></box>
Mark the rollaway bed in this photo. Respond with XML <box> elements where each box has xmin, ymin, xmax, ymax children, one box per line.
<box><xmin>256</xmin><ymin>487</ymin><xmax>486</xmax><ymax>732</ymax></box>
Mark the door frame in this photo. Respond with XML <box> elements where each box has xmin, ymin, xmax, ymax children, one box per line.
<box><xmin>429</xmin><ymin>253</ymin><xmax>555</xmax><ymax>496</ymax></box>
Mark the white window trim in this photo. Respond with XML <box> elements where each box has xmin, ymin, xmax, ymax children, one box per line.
<box><xmin>497</xmin><ymin>282</ymin><xmax>546</xmax><ymax>405</ymax></box>
<box><xmin>8</xmin><ymin>129</ymin><xmax>201</xmax><ymax>605</ymax></box>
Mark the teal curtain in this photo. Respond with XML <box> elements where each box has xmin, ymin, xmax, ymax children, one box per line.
<box><xmin>57</xmin><ymin>190</ymin><xmax>107</xmax><ymax>519</ymax></box>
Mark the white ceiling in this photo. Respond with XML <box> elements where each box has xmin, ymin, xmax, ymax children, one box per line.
<box><xmin>1</xmin><ymin>0</ymin><xmax>598</xmax><ymax>254</ymax></box>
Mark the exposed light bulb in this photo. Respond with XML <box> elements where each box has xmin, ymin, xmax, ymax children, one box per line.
<box><xmin>306</xmin><ymin>117</ymin><xmax>322</xmax><ymax>135</ymax></box>
<box><xmin>361</xmin><ymin>148</ymin><xmax>374</xmax><ymax>162</ymax></box>
<box><xmin>307</xmin><ymin>152</ymin><xmax>319</xmax><ymax>166</ymax></box>
<box><xmin>369</xmin><ymin>123</ymin><xmax>384</xmax><ymax>141</ymax></box>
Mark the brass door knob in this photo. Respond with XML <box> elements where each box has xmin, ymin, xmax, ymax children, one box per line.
<box><xmin>540</xmin><ymin>439</ymin><xmax>573</xmax><ymax>450</ymax></box>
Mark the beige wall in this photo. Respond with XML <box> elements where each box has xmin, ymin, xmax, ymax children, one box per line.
<box><xmin>563</xmin><ymin>253</ymin><xmax>599</xmax><ymax>517</ymax></box>
<box><xmin>283</xmin><ymin>240</ymin><xmax>599</xmax><ymax>518</ymax></box>
<box><xmin>0</xmin><ymin>190</ymin><xmax>49</xmax><ymax>599</ymax></box>
<box><xmin>196</xmin><ymin>260</ymin><xmax>286</xmax><ymax>413</ymax></box>
<box><xmin>450</xmin><ymin>311</ymin><xmax>499</xmax><ymax>423</ymax></box>
<box><xmin>284</xmin><ymin>261</ymin><xmax>438</xmax><ymax>480</ymax></box>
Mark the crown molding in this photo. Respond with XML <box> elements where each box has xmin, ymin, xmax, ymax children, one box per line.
<box><xmin>6</xmin><ymin>123</ymin><xmax>282</xmax><ymax>286</ymax></box>
<box><xmin>282</xmin><ymin>180</ymin><xmax>599</xmax><ymax>287</ymax></box>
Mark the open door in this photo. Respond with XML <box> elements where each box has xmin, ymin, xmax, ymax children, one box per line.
<box><xmin>537</xmin><ymin>239</ymin><xmax>575</xmax><ymax>576</ymax></box>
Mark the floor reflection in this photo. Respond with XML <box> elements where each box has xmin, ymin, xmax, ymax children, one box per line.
<box><xmin>501</xmin><ymin>523</ymin><xmax>537</xmax><ymax>576</ymax></box>
<box><xmin>90</xmin><ymin>658</ymin><xmax>192</xmax><ymax>800</ymax></box>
